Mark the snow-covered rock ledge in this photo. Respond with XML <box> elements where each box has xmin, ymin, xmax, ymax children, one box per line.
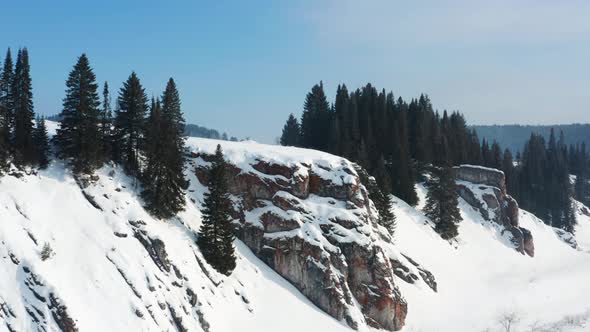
<box><xmin>454</xmin><ymin>165</ymin><xmax>534</xmax><ymax>256</ymax></box>
<box><xmin>190</xmin><ymin>140</ymin><xmax>436</xmax><ymax>331</ymax></box>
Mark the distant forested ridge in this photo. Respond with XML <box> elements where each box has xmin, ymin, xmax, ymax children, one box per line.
<box><xmin>472</xmin><ymin>124</ymin><xmax>590</xmax><ymax>154</ymax></box>
<box><xmin>48</xmin><ymin>114</ymin><xmax>238</xmax><ymax>141</ymax></box>
<box><xmin>184</xmin><ymin>123</ymin><xmax>238</xmax><ymax>141</ymax></box>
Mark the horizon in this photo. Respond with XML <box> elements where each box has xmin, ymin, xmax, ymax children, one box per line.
<box><xmin>2</xmin><ymin>0</ymin><xmax>590</xmax><ymax>142</ymax></box>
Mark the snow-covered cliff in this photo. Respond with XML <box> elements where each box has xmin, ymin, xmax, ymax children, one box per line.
<box><xmin>1</xmin><ymin>129</ymin><xmax>589</xmax><ymax>332</ymax></box>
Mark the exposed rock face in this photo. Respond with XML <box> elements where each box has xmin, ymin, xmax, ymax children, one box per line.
<box><xmin>194</xmin><ymin>153</ymin><xmax>434</xmax><ymax>331</ymax></box>
<box><xmin>454</xmin><ymin>165</ymin><xmax>534</xmax><ymax>257</ymax></box>
<box><xmin>454</xmin><ymin>165</ymin><xmax>506</xmax><ymax>193</ymax></box>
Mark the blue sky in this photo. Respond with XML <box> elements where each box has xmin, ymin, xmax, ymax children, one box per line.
<box><xmin>1</xmin><ymin>0</ymin><xmax>589</xmax><ymax>142</ymax></box>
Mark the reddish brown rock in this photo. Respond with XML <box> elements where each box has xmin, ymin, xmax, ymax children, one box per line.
<box><xmin>259</xmin><ymin>211</ymin><xmax>300</xmax><ymax>233</ymax></box>
<box><xmin>195</xmin><ymin>155</ymin><xmax>408</xmax><ymax>331</ymax></box>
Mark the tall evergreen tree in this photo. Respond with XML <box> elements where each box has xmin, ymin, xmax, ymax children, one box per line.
<box><xmin>114</xmin><ymin>72</ymin><xmax>148</xmax><ymax>177</ymax></box>
<box><xmin>279</xmin><ymin>113</ymin><xmax>301</xmax><ymax>146</ymax></box>
<box><xmin>100</xmin><ymin>81</ymin><xmax>113</xmax><ymax>161</ymax></box>
<box><xmin>490</xmin><ymin>141</ymin><xmax>503</xmax><ymax>170</ymax></box>
<box><xmin>0</xmin><ymin>48</ymin><xmax>14</xmax><ymax>144</ymax></box>
<box><xmin>55</xmin><ymin>54</ymin><xmax>103</xmax><ymax>174</ymax></box>
<box><xmin>502</xmin><ymin>148</ymin><xmax>517</xmax><ymax>195</ymax></box>
<box><xmin>0</xmin><ymin>134</ymin><xmax>7</xmax><ymax>174</ymax></box>
<box><xmin>197</xmin><ymin>144</ymin><xmax>237</xmax><ymax>275</ymax></box>
<box><xmin>141</xmin><ymin>78</ymin><xmax>187</xmax><ymax>218</ymax></box>
<box><xmin>33</xmin><ymin>116</ymin><xmax>50</xmax><ymax>169</ymax></box>
<box><xmin>390</xmin><ymin>97</ymin><xmax>418</xmax><ymax>205</ymax></box>
<box><xmin>372</xmin><ymin>182</ymin><xmax>396</xmax><ymax>235</ymax></box>
<box><xmin>12</xmin><ymin>48</ymin><xmax>36</xmax><ymax>166</ymax></box>
<box><xmin>424</xmin><ymin>166</ymin><xmax>461</xmax><ymax>240</ymax></box>
<box><xmin>300</xmin><ymin>82</ymin><xmax>331</xmax><ymax>151</ymax></box>
<box><xmin>575</xmin><ymin>173</ymin><xmax>589</xmax><ymax>206</ymax></box>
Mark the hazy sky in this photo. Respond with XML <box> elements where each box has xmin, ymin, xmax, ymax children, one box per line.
<box><xmin>1</xmin><ymin>0</ymin><xmax>589</xmax><ymax>142</ymax></box>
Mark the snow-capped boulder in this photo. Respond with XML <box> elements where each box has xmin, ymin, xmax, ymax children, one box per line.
<box><xmin>193</xmin><ymin>148</ymin><xmax>431</xmax><ymax>331</ymax></box>
<box><xmin>454</xmin><ymin>165</ymin><xmax>534</xmax><ymax>256</ymax></box>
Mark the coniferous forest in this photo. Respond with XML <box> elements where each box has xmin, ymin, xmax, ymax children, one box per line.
<box><xmin>0</xmin><ymin>46</ymin><xmax>584</xmax><ymax>245</ymax></box>
<box><xmin>281</xmin><ymin>82</ymin><xmax>584</xmax><ymax>235</ymax></box>
<box><xmin>0</xmin><ymin>49</ymin><xmax>236</xmax><ymax>274</ymax></box>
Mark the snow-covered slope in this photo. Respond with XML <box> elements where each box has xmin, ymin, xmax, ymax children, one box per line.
<box><xmin>1</xmin><ymin>130</ymin><xmax>425</xmax><ymax>332</ymax></box>
<box><xmin>0</xmin><ymin>159</ymin><xmax>367</xmax><ymax>332</ymax></box>
<box><xmin>1</xmin><ymin>124</ymin><xmax>589</xmax><ymax>331</ymax></box>
<box><xmin>394</xmin><ymin>185</ymin><xmax>590</xmax><ymax>332</ymax></box>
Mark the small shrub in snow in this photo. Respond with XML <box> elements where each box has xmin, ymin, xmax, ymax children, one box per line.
<box><xmin>41</xmin><ymin>242</ymin><xmax>54</xmax><ymax>261</ymax></box>
<box><xmin>497</xmin><ymin>311</ymin><xmax>521</xmax><ymax>332</ymax></box>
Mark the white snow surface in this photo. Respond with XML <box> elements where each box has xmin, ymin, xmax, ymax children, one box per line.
<box><xmin>0</xmin><ymin>125</ymin><xmax>589</xmax><ymax>331</ymax></box>
<box><xmin>0</xmin><ymin>160</ymin><xmax>359</xmax><ymax>332</ymax></box>
<box><xmin>395</xmin><ymin>185</ymin><xmax>590</xmax><ymax>332</ymax></box>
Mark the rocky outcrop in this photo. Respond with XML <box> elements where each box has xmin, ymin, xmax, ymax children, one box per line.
<box><xmin>194</xmin><ymin>153</ymin><xmax>433</xmax><ymax>331</ymax></box>
<box><xmin>454</xmin><ymin>165</ymin><xmax>534</xmax><ymax>257</ymax></box>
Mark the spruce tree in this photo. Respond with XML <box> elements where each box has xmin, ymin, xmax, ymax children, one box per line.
<box><xmin>575</xmin><ymin>172</ymin><xmax>589</xmax><ymax>206</ymax></box>
<box><xmin>372</xmin><ymin>185</ymin><xmax>396</xmax><ymax>235</ymax></box>
<box><xmin>424</xmin><ymin>166</ymin><xmax>461</xmax><ymax>240</ymax></box>
<box><xmin>141</xmin><ymin>78</ymin><xmax>187</xmax><ymax>218</ymax></box>
<box><xmin>55</xmin><ymin>54</ymin><xmax>103</xmax><ymax>174</ymax></box>
<box><xmin>0</xmin><ymin>48</ymin><xmax>14</xmax><ymax>144</ymax></box>
<box><xmin>334</xmin><ymin>84</ymin><xmax>350</xmax><ymax>155</ymax></box>
<box><xmin>300</xmin><ymin>82</ymin><xmax>331</xmax><ymax>151</ymax></box>
<box><xmin>490</xmin><ymin>141</ymin><xmax>503</xmax><ymax>170</ymax></box>
<box><xmin>0</xmin><ymin>134</ymin><xmax>7</xmax><ymax>175</ymax></box>
<box><xmin>114</xmin><ymin>72</ymin><xmax>148</xmax><ymax>177</ymax></box>
<box><xmin>502</xmin><ymin>148</ymin><xmax>518</xmax><ymax>196</ymax></box>
<box><xmin>391</xmin><ymin>98</ymin><xmax>418</xmax><ymax>205</ymax></box>
<box><xmin>100</xmin><ymin>82</ymin><xmax>113</xmax><ymax>161</ymax></box>
<box><xmin>280</xmin><ymin>113</ymin><xmax>301</xmax><ymax>146</ymax></box>
<box><xmin>197</xmin><ymin>144</ymin><xmax>236</xmax><ymax>275</ymax></box>
<box><xmin>374</xmin><ymin>154</ymin><xmax>392</xmax><ymax>193</ymax></box>
<box><xmin>0</xmin><ymin>111</ymin><xmax>7</xmax><ymax>173</ymax></box>
<box><xmin>33</xmin><ymin>116</ymin><xmax>50</xmax><ymax>169</ymax></box>
<box><xmin>12</xmin><ymin>48</ymin><xmax>36</xmax><ymax>167</ymax></box>
<box><xmin>142</xmin><ymin>97</ymin><xmax>162</xmax><ymax>185</ymax></box>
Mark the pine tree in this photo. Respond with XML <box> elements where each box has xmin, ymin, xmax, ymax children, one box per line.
<box><xmin>372</xmin><ymin>186</ymin><xmax>396</xmax><ymax>235</ymax></box>
<box><xmin>12</xmin><ymin>48</ymin><xmax>36</xmax><ymax>167</ymax></box>
<box><xmin>328</xmin><ymin>110</ymin><xmax>342</xmax><ymax>155</ymax></box>
<box><xmin>33</xmin><ymin>116</ymin><xmax>50</xmax><ymax>169</ymax></box>
<box><xmin>142</xmin><ymin>97</ymin><xmax>162</xmax><ymax>184</ymax></box>
<box><xmin>0</xmin><ymin>48</ymin><xmax>14</xmax><ymax>144</ymax></box>
<box><xmin>481</xmin><ymin>139</ymin><xmax>491</xmax><ymax>167</ymax></box>
<box><xmin>100</xmin><ymin>82</ymin><xmax>113</xmax><ymax>161</ymax></box>
<box><xmin>424</xmin><ymin>166</ymin><xmax>461</xmax><ymax>240</ymax></box>
<box><xmin>490</xmin><ymin>141</ymin><xmax>503</xmax><ymax>170</ymax></box>
<box><xmin>575</xmin><ymin>174</ymin><xmax>588</xmax><ymax>203</ymax></box>
<box><xmin>355</xmin><ymin>163</ymin><xmax>397</xmax><ymax>236</ymax></box>
<box><xmin>300</xmin><ymin>82</ymin><xmax>331</xmax><ymax>151</ymax></box>
<box><xmin>55</xmin><ymin>54</ymin><xmax>103</xmax><ymax>174</ymax></box>
<box><xmin>0</xmin><ymin>110</ymin><xmax>7</xmax><ymax>173</ymax></box>
<box><xmin>141</xmin><ymin>78</ymin><xmax>187</xmax><ymax>218</ymax></box>
<box><xmin>0</xmin><ymin>135</ymin><xmax>7</xmax><ymax>174</ymax></box>
<box><xmin>372</xmin><ymin>154</ymin><xmax>386</xmax><ymax>187</ymax></box>
<box><xmin>114</xmin><ymin>72</ymin><xmax>148</xmax><ymax>178</ymax></box>
<box><xmin>391</xmin><ymin>99</ymin><xmax>418</xmax><ymax>205</ymax></box>
<box><xmin>502</xmin><ymin>148</ymin><xmax>517</xmax><ymax>195</ymax></box>
<box><xmin>197</xmin><ymin>144</ymin><xmax>236</xmax><ymax>275</ymax></box>
<box><xmin>279</xmin><ymin>113</ymin><xmax>301</xmax><ymax>146</ymax></box>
